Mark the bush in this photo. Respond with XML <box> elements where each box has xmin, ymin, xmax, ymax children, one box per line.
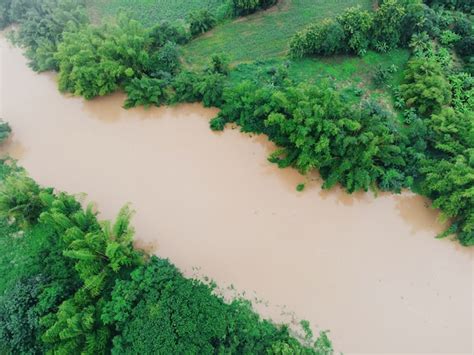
<box><xmin>4</xmin><ymin>0</ymin><xmax>88</xmax><ymax>72</ymax></box>
<box><xmin>400</xmin><ymin>57</ymin><xmax>452</xmax><ymax>115</ymax></box>
<box><xmin>231</xmin><ymin>0</ymin><xmax>277</xmax><ymax>16</ymax></box>
<box><xmin>439</xmin><ymin>30</ymin><xmax>461</xmax><ymax>46</ymax></box>
<box><xmin>0</xmin><ymin>120</ymin><xmax>11</xmax><ymax>144</ymax></box>
<box><xmin>103</xmin><ymin>257</ymin><xmax>327</xmax><ymax>354</ymax></box>
<box><xmin>0</xmin><ymin>276</ymin><xmax>46</xmax><ymax>354</ymax></box>
<box><xmin>455</xmin><ymin>36</ymin><xmax>474</xmax><ymax>58</ymax></box>
<box><xmin>337</xmin><ymin>6</ymin><xmax>373</xmax><ymax>55</ymax></box>
<box><xmin>151</xmin><ymin>41</ymin><xmax>181</xmax><ymax>75</ymax></box>
<box><xmin>0</xmin><ymin>172</ymin><xmax>44</xmax><ymax>227</ymax></box>
<box><xmin>56</xmin><ymin>15</ymin><xmax>154</xmax><ymax>99</ymax></box>
<box><xmin>401</xmin><ymin>2</ymin><xmax>440</xmax><ymax>44</ymax></box>
<box><xmin>217</xmin><ymin>81</ymin><xmax>406</xmax><ymax>193</ymax></box>
<box><xmin>124</xmin><ymin>77</ymin><xmax>168</xmax><ymax>108</ymax></box>
<box><xmin>187</xmin><ymin>9</ymin><xmax>216</xmax><ymax>36</ymax></box>
<box><xmin>289</xmin><ymin>19</ymin><xmax>347</xmax><ymax>58</ymax></box>
<box><xmin>149</xmin><ymin>20</ymin><xmax>191</xmax><ymax>48</ymax></box>
<box><xmin>195</xmin><ymin>72</ymin><xmax>226</xmax><ymax>107</ymax></box>
<box><xmin>371</xmin><ymin>0</ymin><xmax>406</xmax><ymax>51</ymax></box>
<box><xmin>424</xmin><ymin>0</ymin><xmax>474</xmax><ymax>13</ymax></box>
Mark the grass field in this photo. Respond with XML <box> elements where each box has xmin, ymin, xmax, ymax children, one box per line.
<box><xmin>230</xmin><ymin>48</ymin><xmax>409</xmax><ymax>107</ymax></box>
<box><xmin>182</xmin><ymin>0</ymin><xmax>374</xmax><ymax>67</ymax></box>
<box><xmin>86</xmin><ymin>0</ymin><xmax>227</xmax><ymax>25</ymax></box>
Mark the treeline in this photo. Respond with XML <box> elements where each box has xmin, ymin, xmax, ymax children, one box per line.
<box><xmin>0</xmin><ymin>0</ymin><xmax>232</xmax><ymax>106</ymax></box>
<box><xmin>0</xmin><ymin>161</ymin><xmax>333</xmax><ymax>354</ymax></box>
<box><xmin>239</xmin><ymin>0</ymin><xmax>472</xmax><ymax>245</ymax></box>
<box><xmin>290</xmin><ymin>0</ymin><xmax>473</xmax><ymax>72</ymax></box>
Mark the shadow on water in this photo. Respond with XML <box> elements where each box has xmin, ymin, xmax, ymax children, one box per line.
<box><xmin>0</xmin><ymin>135</ymin><xmax>26</xmax><ymax>160</ymax></box>
<box><xmin>394</xmin><ymin>193</ymin><xmax>447</xmax><ymax>235</ymax></box>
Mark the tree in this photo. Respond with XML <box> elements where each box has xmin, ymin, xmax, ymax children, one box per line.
<box><xmin>7</xmin><ymin>0</ymin><xmax>88</xmax><ymax>72</ymax></box>
<box><xmin>186</xmin><ymin>9</ymin><xmax>216</xmax><ymax>36</ymax></box>
<box><xmin>0</xmin><ymin>120</ymin><xmax>11</xmax><ymax>144</ymax></box>
<box><xmin>420</xmin><ymin>155</ymin><xmax>474</xmax><ymax>246</ymax></box>
<box><xmin>0</xmin><ymin>276</ymin><xmax>46</xmax><ymax>354</ymax></box>
<box><xmin>124</xmin><ymin>77</ymin><xmax>168</xmax><ymax>109</ymax></box>
<box><xmin>40</xmin><ymin>202</ymin><xmax>142</xmax><ymax>354</ymax></box>
<box><xmin>400</xmin><ymin>57</ymin><xmax>451</xmax><ymax>115</ymax></box>
<box><xmin>231</xmin><ymin>0</ymin><xmax>276</xmax><ymax>16</ymax></box>
<box><xmin>337</xmin><ymin>6</ymin><xmax>373</xmax><ymax>55</ymax></box>
<box><xmin>55</xmin><ymin>15</ymin><xmax>154</xmax><ymax>99</ymax></box>
<box><xmin>371</xmin><ymin>0</ymin><xmax>406</xmax><ymax>51</ymax></box>
<box><xmin>0</xmin><ymin>172</ymin><xmax>44</xmax><ymax>227</ymax></box>
<box><xmin>289</xmin><ymin>19</ymin><xmax>346</xmax><ymax>58</ymax></box>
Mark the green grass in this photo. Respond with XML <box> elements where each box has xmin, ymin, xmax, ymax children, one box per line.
<box><xmin>183</xmin><ymin>0</ymin><xmax>374</xmax><ymax>67</ymax></box>
<box><xmin>230</xmin><ymin>49</ymin><xmax>409</xmax><ymax>88</ymax></box>
<box><xmin>227</xmin><ymin>48</ymin><xmax>409</xmax><ymax>116</ymax></box>
<box><xmin>86</xmin><ymin>0</ymin><xmax>227</xmax><ymax>26</ymax></box>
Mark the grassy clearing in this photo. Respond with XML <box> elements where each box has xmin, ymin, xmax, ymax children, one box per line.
<box><xmin>182</xmin><ymin>0</ymin><xmax>373</xmax><ymax>67</ymax></box>
<box><xmin>86</xmin><ymin>0</ymin><xmax>227</xmax><ymax>26</ymax></box>
<box><xmin>230</xmin><ymin>49</ymin><xmax>410</xmax><ymax>103</ymax></box>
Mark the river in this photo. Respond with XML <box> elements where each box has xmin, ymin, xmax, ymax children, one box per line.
<box><xmin>0</xmin><ymin>38</ymin><xmax>472</xmax><ymax>354</ymax></box>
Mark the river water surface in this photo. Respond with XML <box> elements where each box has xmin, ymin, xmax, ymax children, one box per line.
<box><xmin>1</xmin><ymin>38</ymin><xmax>472</xmax><ymax>354</ymax></box>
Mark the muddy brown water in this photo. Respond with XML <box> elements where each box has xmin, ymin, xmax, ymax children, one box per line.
<box><xmin>1</xmin><ymin>38</ymin><xmax>472</xmax><ymax>354</ymax></box>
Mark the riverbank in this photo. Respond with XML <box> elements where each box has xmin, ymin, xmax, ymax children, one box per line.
<box><xmin>1</xmin><ymin>37</ymin><xmax>472</xmax><ymax>353</ymax></box>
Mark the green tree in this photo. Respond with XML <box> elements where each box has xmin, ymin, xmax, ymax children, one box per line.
<box><xmin>0</xmin><ymin>172</ymin><xmax>44</xmax><ymax>227</ymax></box>
<box><xmin>187</xmin><ymin>9</ymin><xmax>216</xmax><ymax>36</ymax></box>
<box><xmin>55</xmin><ymin>15</ymin><xmax>154</xmax><ymax>99</ymax></box>
<box><xmin>0</xmin><ymin>120</ymin><xmax>11</xmax><ymax>144</ymax></box>
<box><xmin>400</xmin><ymin>57</ymin><xmax>451</xmax><ymax>115</ymax></box>
<box><xmin>337</xmin><ymin>6</ymin><xmax>373</xmax><ymax>55</ymax></box>
<box><xmin>371</xmin><ymin>0</ymin><xmax>406</xmax><ymax>51</ymax></box>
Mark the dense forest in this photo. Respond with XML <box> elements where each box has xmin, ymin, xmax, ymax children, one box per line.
<box><xmin>0</xmin><ymin>0</ymin><xmax>473</xmax><ymax>352</ymax></box>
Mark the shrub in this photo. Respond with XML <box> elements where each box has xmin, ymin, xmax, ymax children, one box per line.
<box><xmin>195</xmin><ymin>72</ymin><xmax>226</xmax><ymax>107</ymax></box>
<box><xmin>337</xmin><ymin>6</ymin><xmax>373</xmax><ymax>55</ymax></box>
<box><xmin>371</xmin><ymin>0</ymin><xmax>406</xmax><ymax>51</ymax></box>
<box><xmin>400</xmin><ymin>57</ymin><xmax>452</xmax><ymax>115</ymax></box>
<box><xmin>151</xmin><ymin>41</ymin><xmax>181</xmax><ymax>75</ymax></box>
<box><xmin>439</xmin><ymin>30</ymin><xmax>461</xmax><ymax>46</ymax></box>
<box><xmin>216</xmin><ymin>81</ymin><xmax>406</xmax><ymax>193</ymax></box>
<box><xmin>187</xmin><ymin>9</ymin><xmax>216</xmax><ymax>36</ymax></box>
<box><xmin>424</xmin><ymin>0</ymin><xmax>474</xmax><ymax>13</ymax></box>
<box><xmin>420</xmin><ymin>155</ymin><xmax>474</xmax><ymax>245</ymax></box>
<box><xmin>4</xmin><ymin>0</ymin><xmax>88</xmax><ymax>72</ymax></box>
<box><xmin>231</xmin><ymin>0</ymin><xmax>277</xmax><ymax>16</ymax></box>
<box><xmin>0</xmin><ymin>120</ymin><xmax>11</xmax><ymax>144</ymax></box>
<box><xmin>401</xmin><ymin>2</ymin><xmax>440</xmax><ymax>44</ymax></box>
<box><xmin>124</xmin><ymin>77</ymin><xmax>168</xmax><ymax>108</ymax></box>
<box><xmin>0</xmin><ymin>276</ymin><xmax>46</xmax><ymax>354</ymax></box>
<box><xmin>149</xmin><ymin>20</ymin><xmax>191</xmax><ymax>48</ymax></box>
<box><xmin>289</xmin><ymin>19</ymin><xmax>346</xmax><ymax>58</ymax></box>
<box><xmin>0</xmin><ymin>172</ymin><xmax>44</xmax><ymax>227</ymax></box>
<box><xmin>102</xmin><ymin>257</ymin><xmax>326</xmax><ymax>354</ymax></box>
<box><xmin>455</xmin><ymin>36</ymin><xmax>474</xmax><ymax>58</ymax></box>
<box><xmin>171</xmin><ymin>71</ymin><xmax>202</xmax><ymax>103</ymax></box>
<box><xmin>55</xmin><ymin>15</ymin><xmax>154</xmax><ymax>99</ymax></box>
<box><xmin>206</xmin><ymin>53</ymin><xmax>230</xmax><ymax>75</ymax></box>
<box><xmin>373</xmin><ymin>64</ymin><xmax>398</xmax><ymax>87</ymax></box>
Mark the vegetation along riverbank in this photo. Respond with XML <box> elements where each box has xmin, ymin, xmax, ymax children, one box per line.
<box><xmin>0</xmin><ymin>0</ymin><xmax>473</xmax><ymax>353</ymax></box>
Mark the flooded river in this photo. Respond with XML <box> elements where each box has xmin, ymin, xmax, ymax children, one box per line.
<box><xmin>1</xmin><ymin>38</ymin><xmax>472</xmax><ymax>354</ymax></box>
